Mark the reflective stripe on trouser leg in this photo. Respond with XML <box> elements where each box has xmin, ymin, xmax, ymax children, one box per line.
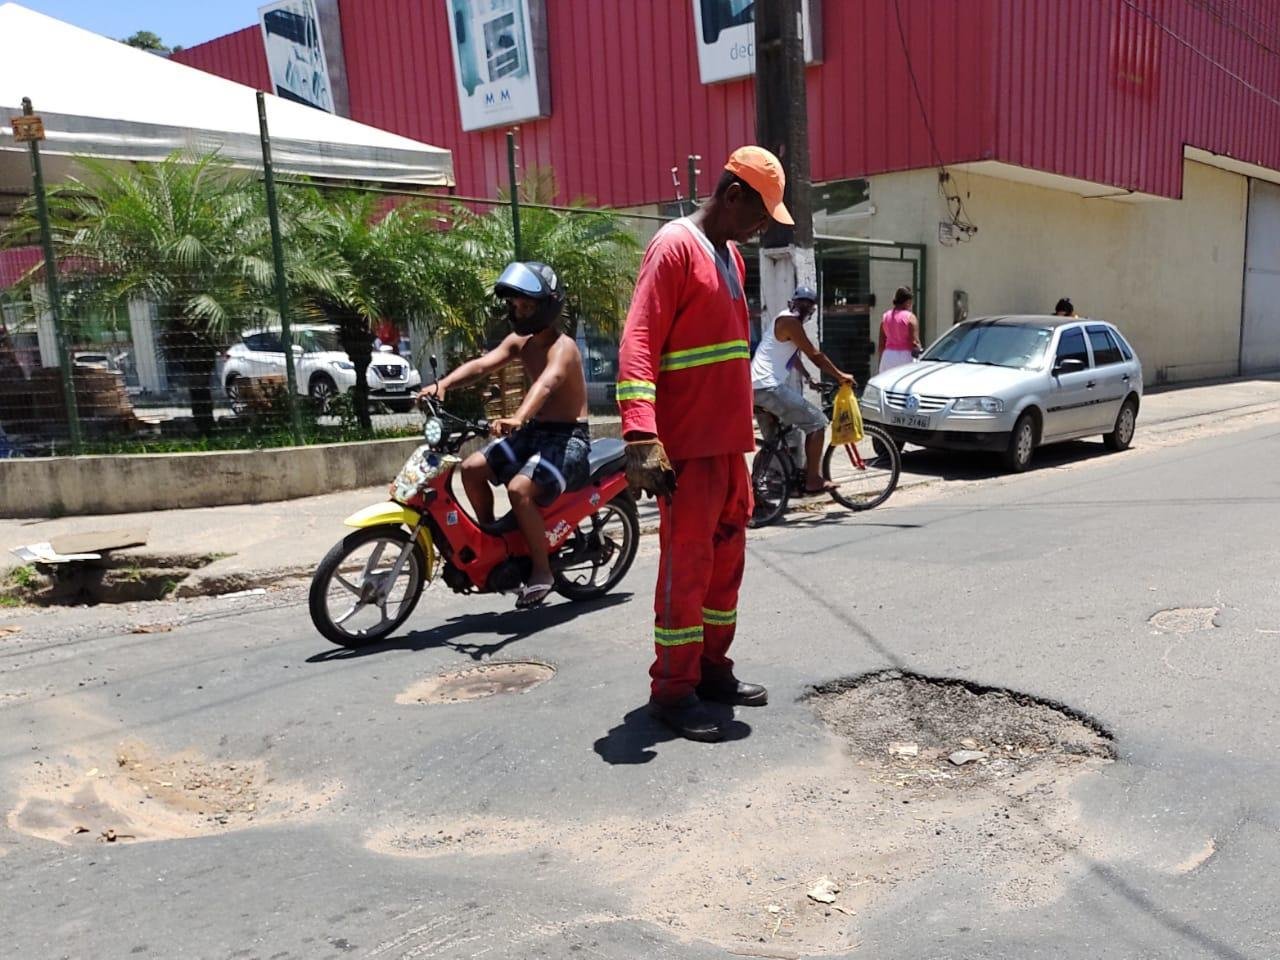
<box><xmin>700</xmin><ymin>454</ymin><xmax>750</xmax><ymax>678</ymax></box>
<box><xmin>651</xmin><ymin>457</ymin><xmax>720</xmax><ymax>704</ymax></box>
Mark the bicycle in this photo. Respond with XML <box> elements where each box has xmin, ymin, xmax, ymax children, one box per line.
<box><xmin>749</xmin><ymin>381</ymin><xmax>901</xmax><ymax>528</ymax></box>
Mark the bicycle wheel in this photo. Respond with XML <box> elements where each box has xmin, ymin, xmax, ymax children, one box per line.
<box><xmin>749</xmin><ymin>444</ymin><xmax>790</xmax><ymax>528</ymax></box>
<box><xmin>822</xmin><ymin>424</ymin><xmax>900</xmax><ymax>511</ymax></box>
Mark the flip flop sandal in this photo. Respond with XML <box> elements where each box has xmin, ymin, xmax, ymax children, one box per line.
<box><xmin>516</xmin><ymin>581</ymin><xmax>554</xmax><ymax>609</ymax></box>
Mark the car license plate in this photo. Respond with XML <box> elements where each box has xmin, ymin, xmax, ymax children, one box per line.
<box><xmin>890</xmin><ymin>413</ymin><xmax>931</xmax><ymax>430</ymax></box>
<box><xmin>384</xmin><ymin>386</ymin><xmax>408</xmax><ymax>394</ymax></box>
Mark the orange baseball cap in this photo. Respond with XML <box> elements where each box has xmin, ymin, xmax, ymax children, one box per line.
<box><xmin>724</xmin><ymin>145</ymin><xmax>794</xmax><ymax>226</ymax></box>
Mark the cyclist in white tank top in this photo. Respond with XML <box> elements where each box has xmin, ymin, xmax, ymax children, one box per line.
<box><xmin>751</xmin><ymin>286</ymin><xmax>857</xmax><ymax>494</ymax></box>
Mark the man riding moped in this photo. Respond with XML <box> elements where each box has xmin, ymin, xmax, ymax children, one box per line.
<box><xmin>419</xmin><ymin>261</ymin><xmax>591</xmax><ymax>609</ymax></box>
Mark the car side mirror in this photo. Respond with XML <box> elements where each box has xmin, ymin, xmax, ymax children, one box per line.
<box><xmin>291</xmin><ymin>344</ymin><xmax>303</xmax><ymax>355</ymax></box>
<box><xmin>1054</xmin><ymin>357</ymin><xmax>1086</xmax><ymax>376</ymax></box>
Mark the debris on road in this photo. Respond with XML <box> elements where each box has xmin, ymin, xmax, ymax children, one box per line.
<box><xmin>806</xmin><ymin>878</ymin><xmax>840</xmax><ymax>904</ymax></box>
<box><xmin>48</xmin><ymin>529</ymin><xmax>150</xmax><ymax>556</ymax></box>
<box><xmin>949</xmin><ymin>750</ymin><xmax>988</xmax><ymax>766</ymax></box>
<box><xmin>0</xmin><ymin>625</ymin><xmax>20</xmax><ymax>638</ymax></box>
<box><xmin>887</xmin><ymin>741</ymin><xmax>919</xmax><ymax>758</ymax></box>
<box><xmin>9</xmin><ymin>542</ymin><xmax>100</xmax><ymax>564</ymax></box>
<box><xmin>216</xmin><ymin>588</ymin><xmax>267</xmax><ymax>600</ymax></box>
<box><xmin>130</xmin><ymin>623</ymin><xmax>175</xmax><ymax>634</ymax></box>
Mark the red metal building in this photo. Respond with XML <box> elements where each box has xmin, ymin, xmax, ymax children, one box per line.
<box><xmin>176</xmin><ymin>0</ymin><xmax>1280</xmax><ymax>204</ymax></box>
<box><xmin>177</xmin><ymin>1</ymin><xmax>1280</xmax><ymax>380</ymax></box>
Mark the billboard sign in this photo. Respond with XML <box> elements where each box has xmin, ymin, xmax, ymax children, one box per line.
<box><xmin>259</xmin><ymin>0</ymin><xmax>335</xmax><ymax>112</ymax></box>
<box><xmin>445</xmin><ymin>0</ymin><xmax>551</xmax><ymax>132</ymax></box>
<box><xmin>692</xmin><ymin>0</ymin><xmax>822</xmax><ymax>85</ymax></box>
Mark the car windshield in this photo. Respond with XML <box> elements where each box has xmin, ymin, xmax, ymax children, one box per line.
<box><xmin>922</xmin><ymin>322</ymin><xmax>1053</xmax><ymax>369</ymax></box>
<box><xmin>297</xmin><ymin>328</ymin><xmax>342</xmax><ymax>352</ymax></box>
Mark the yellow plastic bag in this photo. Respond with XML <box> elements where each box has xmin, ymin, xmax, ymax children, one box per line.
<box><xmin>829</xmin><ymin>382</ymin><xmax>864</xmax><ymax>446</ymax></box>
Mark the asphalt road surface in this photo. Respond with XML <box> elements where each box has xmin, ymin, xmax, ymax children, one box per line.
<box><xmin>2</xmin><ymin>415</ymin><xmax>1278</xmax><ymax>959</ymax></box>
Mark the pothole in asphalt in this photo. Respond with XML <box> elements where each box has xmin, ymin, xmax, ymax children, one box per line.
<box><xmin>395</xmin><ymin>661</ymin><xmax>556</xmax><ymax>705</ymax></box>
<box><xmin>1149</xmin><ymin>606</ymin><xmax>1220</xmax><ymax>634</ymax></box>
<box><xmin>369</xmin><ymin>672</ymin><xmax>1117</xmax><ymax>956</ymax></box>
<box><xmin>7</xmin><ymin>738</ymin><xmax>339</xmax><ymax>845</ymax></box>
<box><xmin>809</xmin><ymin>670</ymin><xmax>1115</xmax><ymax>780</ymax></box>
<box><xmin>3</xmin><ymin>551</ymin><xmax>222</xmax><ymax>606</ymax></box>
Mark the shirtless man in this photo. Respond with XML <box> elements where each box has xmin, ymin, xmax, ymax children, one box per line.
<box><xmin>419</xmin><ymin>261</ymin><xmax>590</xmax><ymax>608</ymax></box>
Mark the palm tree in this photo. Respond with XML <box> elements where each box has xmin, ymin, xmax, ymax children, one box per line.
<box><xmin>451</xmin><ymin>167</ymin><xmax>641</xmax><ymax>351</ymax></box>
<box><xmin>286</xmin><ymin>189</ymin><xmax>485</xmax><ymax>429</ymax></box>
<box><xmin>2</xmin><ymin>152</ymin><xmax>286</xmax><ymax>434</ymax></box>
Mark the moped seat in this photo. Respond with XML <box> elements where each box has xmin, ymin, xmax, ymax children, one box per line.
<box><xmin>584</xmin><ymin>438</ymin><xmax>627</xmax><ymax>486</ymax></box>
<box><xmin>479</xmin><ymin>439</ymin><xmax>630</xmax><ymax>534</ymax></box>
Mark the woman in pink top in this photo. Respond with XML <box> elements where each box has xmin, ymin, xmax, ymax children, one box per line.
<box><xmin>877</xmin><ymin>286</ymin><xmax>923</xmax><ymax>374</ymax></box>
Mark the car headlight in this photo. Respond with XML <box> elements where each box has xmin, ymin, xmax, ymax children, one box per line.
<box><xmin>860</xmin><ymin>384</ymin><xmax>881</xmax><ymax>409</ymax></box>
<box><xmin>952</xmin><ymin>396</ymin><xmax>1004</xmax><ymax>413</ymax></box>
<box><xmin>331</xmin><ymin>360</ymin><xmax>355</xmax><ymax>371</ymax></box>
<box><xmin>423</xmin><ymin>417</ymin><xmax>443</xmax><ymax>446</ymax></box>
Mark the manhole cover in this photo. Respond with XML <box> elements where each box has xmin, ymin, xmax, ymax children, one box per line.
<box><xmin>809</xmin><ymin>671</ymin><xmax>1113</xmax><ymax>781</ymax></box>
<box><xmin>1149</xmin><ymin>606</ymin><xmax>1219</xmax><ymax>634</ymax></box>
<box><xmin>396</xmin><ymin>661</ymin><xmax>555</xmax><ymax>705</ymax></box>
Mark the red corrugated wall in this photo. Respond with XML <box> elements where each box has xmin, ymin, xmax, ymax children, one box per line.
<box><xmin>173</xmin><ymin>1</ymin><xmax>1280</xmax><ymax>203</ymax></box>
<box><xmin>172</xmin><ymin>26</ymin><xmax>272</xmax><ymax>93</ymax></box>
<box><xmin>992</xmin><ymin>0</ymin><xmax>1280</xmax><ymax>198</ymax></box>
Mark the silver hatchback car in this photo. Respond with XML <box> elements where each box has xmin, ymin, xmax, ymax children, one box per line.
<box><xmin>861</xmin><ymin>316</ymin><xmax>1143</xmax><ymax>471</ymax></box>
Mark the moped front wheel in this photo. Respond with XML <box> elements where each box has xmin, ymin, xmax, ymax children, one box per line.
<box><xmin>309</xmin><ymin>526</ymin><xmax>427</xmax><ymax>647</ymax></box>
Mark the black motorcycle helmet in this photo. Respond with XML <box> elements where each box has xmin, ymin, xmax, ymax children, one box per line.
<box><xmin>493</xmin><ymin>261</ymin><xmax>565</xmax><ymax>336</ymax></box>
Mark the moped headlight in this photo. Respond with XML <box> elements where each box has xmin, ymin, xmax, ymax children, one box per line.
<box><xmin>424</xmin><ymin>417</ymin><xmax>443</xmax><ymax>446</ymax></box>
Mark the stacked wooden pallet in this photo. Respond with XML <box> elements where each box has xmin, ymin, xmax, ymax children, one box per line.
<box><xmin>0</xmin><ymin>367</ymin><xmax>146</xmax><ymax>436</ymax></box>
<box><xmin>483</xmin><ymin>359</ymin><xmax>527</xmax><ymax>421</ymax></box>
<box><xmin>235</xmin><ymin>374</ymin><xmax>289</xmax><ymax>416</ymax></box>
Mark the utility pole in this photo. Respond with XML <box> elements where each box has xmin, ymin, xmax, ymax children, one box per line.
<box><xmin>507</xmin><ymin>129</ymin><xmax>522</xmax><ymax>260</ymax></box>
<box><xmin>256</xmin><ymin>91</ymin><xmax>303</xmax><ymax>443</ymax></box>
<box><xmin>754</xmin><ymin>0</ymin><xmax>815</xmax><ymax>333</ymax></box>
<box><xmin>16</xmin><ymin>98</ymin><xmax>82</xmax><ymax>453</ymax></box>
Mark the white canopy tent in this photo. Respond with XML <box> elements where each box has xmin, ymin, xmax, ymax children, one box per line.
<box><xmin>0</xmin><ymin>3</ymin><xmax>454</xmax><ymax>394</ymax></box>
<box><xmin>0</xmin><ymin>2</ymin><xmax>454</xmax><ymax>187</ymax></box>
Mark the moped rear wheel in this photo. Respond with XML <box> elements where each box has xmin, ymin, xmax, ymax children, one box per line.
<box><xmin>553</xmin><ymin>493</ymin><xmax>640</xmax><ymax>601</ymax></box>
<box><xmin>309</xmin><ymin>525</ymin><xmax>426</xmax><ymax>647</ymax></box>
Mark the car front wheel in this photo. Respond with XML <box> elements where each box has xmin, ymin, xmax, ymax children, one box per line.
<box><xmin>1002</xmin><ymin>412</ymin><xmax>1037</xmax><ymax>473</ymax></box>
<box><xmin>310</xmin><ymin>374</ymin><xmax>338</xmax><ymax>409</ymax></box>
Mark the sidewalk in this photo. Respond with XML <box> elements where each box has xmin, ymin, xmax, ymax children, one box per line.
<box><xmin>3</xmin><ymin>375</ymin><xmax>1279</xmax><ymax>597</ymax></box>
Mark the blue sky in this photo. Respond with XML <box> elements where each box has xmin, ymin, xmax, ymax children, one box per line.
<box><xmin>16</xmin><ymin>1</ymin><xmax>260</xmax><ymax>48</ymax></box>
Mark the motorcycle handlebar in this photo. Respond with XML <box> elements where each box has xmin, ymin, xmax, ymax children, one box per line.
<box><xmin>417</xmin><ymin>393</ymin><xmax>490</xmax><ymax>444</ymax></box>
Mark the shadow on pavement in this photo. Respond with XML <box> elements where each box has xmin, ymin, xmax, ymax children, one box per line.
<box><xmin>304</xmin><ymin>592</ymin><xmax>633</xmax><ymax>663</ymax></box>
<box><xmin>897</xmin><ymin>438</ymin><xmax>1113</xmax><ymax>481</ymax></box>
<box><xmin>592</xmin><ymin>703</ymin><xmax>751</xmax><ymax>765</ymax></box>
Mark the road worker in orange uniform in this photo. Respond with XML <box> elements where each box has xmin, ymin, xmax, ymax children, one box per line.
<box><xmin>617</xmin><ymin>146</ymin><xmax>793</xmax><ymax>742</ymax></box>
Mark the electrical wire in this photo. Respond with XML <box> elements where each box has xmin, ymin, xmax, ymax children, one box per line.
<box><xmin>1179</xmin><ymin>0</ymin><xmax>1280</xmax><ymax>59</ymax></box>
<box><xmin>890</xmin><ymin>0</ymin><xmax>977</xmax><ymax>243</ymax></box>
<box><xmin>1114</xmin><ymin>0</ymin><xmax>1280</xmax><ymax>110</ymax></box>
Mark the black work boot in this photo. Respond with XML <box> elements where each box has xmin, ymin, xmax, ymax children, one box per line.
<box><xmin>696</xmin><ymin>672</ymin><xmax>769</xmax><ymax>707</ymax></box>
<box><xmin>647</xmin><ymin>694</ymin><xmax>725</xmax><ymax>742</ymax></box>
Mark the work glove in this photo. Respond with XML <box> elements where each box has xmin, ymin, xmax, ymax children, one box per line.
<box><xmin>625</xmin><ymin>439</ymin><xmax>677</xmax><ymax>501</ymax></box>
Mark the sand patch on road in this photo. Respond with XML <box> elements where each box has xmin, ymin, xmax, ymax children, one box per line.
<box><xmin>8</xmin><ymin>738</ymin><xmax>338</xmax><ymax>845</ymax></box>
<box><xmin>369</xmin><ymin>751</ymin><xmax>1112</xmax><ymax>955</ymax></box>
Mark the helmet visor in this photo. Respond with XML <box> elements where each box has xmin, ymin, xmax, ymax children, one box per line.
<box><xmin>494</xmin><ymin>262</ymin><xmax>546</xmax><ymax>298</ymax></box>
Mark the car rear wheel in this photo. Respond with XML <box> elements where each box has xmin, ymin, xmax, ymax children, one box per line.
<box><xmin>1104</xmin><ymin>397</ymin><xmax>1138</xmax><ymax>452</ymax></box>
<box><xmin>1002</xmin><ymin>412</ymin><xmax>1037</xmax><ymax>473</ymax></box>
